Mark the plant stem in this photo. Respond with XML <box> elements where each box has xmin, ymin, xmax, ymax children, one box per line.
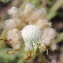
<box><xmin>36</xmin><ymin>48</ymin><xmax>49</xmax><ymax>63</ymax></box>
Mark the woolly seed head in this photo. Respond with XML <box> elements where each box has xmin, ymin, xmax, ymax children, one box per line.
<box><xmin>4</xmin><ymin>18</ymin><xmax>26</xmax><ymax>30</ymax></box>
<box><xmin>41</xmin><ymin>28</ymin><xmax>56</xmax><ymax>45</ymax></box>
<box><xmin>21</xmin><ymin>25</ymin><xmax>42</xmax><ymax>43</ymax></box>
<box><xmin>50</xmin><ymin>43</ymin><xmax>57</xmax><ymax>51</ymax></box>
<box><xmin>35</xmin><ymin>19</ymin><xmax>52</xmax><ymax>30</ymax></box>
<box><xmin>8</xmin><ymin>6</ymin><xmax>19</xmax><ymax>15</ymax></box>
<box><xmin>6</xmin><ymin>29</ymin><xmax>22</xmax><ymax>50</ymax></box>
<box><xmin>24</xmin><ymin>3</ymin><xmax>35</xmax><ymax>14</ymax></box>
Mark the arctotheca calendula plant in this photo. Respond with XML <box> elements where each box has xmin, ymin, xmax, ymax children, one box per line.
<box><xmin>2</xmin><ymin>3</ymin><xmax>57</xmax><ymax>60</ymax></box>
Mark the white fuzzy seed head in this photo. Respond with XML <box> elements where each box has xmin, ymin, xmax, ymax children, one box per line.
<box><xmin>6</xmin><ymin>29</ymin><xmax>22</xmax><ymax>50</ymax></box>
<box><xmin>31</xmin><ymin>8</ymin><xmax>47</xmax><ymax>20</ymax></box>
<box><xmin>21</xmin><ymin>25</ymin><xmax>42</xmax><ymax>43</ymax></box>
<box><xmin>28</xmin><ymin>8</ymin><xmax>47</xmax><ymax>24</ymax></box>
<box><xmin>35</xmin><ymin>19</ymin><xmax>52</xmax><ymax>30</ymax></box>
<box><xmin>8</xmin><ymin>6</ymin><xmax>19</xmax><ymax>15</ymax></box>
<box><xmin>50</xmin><ymin>43</ymin><xmax>57</xmax><ymax>51</ymax></box>
<box><xmin>41</xmin><ymin>28</ymin><xmax>56</xmax><ymax>45</ymax></box>
<box><xmin>38</xmin><ymin>8</ymin><xmax>47</xmax><ymax>18</ymax></box>
<box><xmin>24</xmin><ymin>3</ymin><xmax>35</xmax><ymax>14</ymax></box>
<box><xmin>4</xmin><ymin>18</ymin><xmax>26</xmax><ymax>30</ymax></box>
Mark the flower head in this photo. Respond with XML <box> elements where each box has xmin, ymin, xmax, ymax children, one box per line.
<box><xmin>21</xmin><ymin>25</ymin><xmax>42</xmax><ymax>43</ymax></box>
<box><xmin>4</xmin><ymin>3</ymin><xmax>57</xmax><ymax>60</ymax></box>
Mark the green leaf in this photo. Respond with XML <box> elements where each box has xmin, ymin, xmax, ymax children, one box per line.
<box><xmin>0</xmin><ymin>48</ymin><xmax>16</xmax><ymax>61</ymax></box>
